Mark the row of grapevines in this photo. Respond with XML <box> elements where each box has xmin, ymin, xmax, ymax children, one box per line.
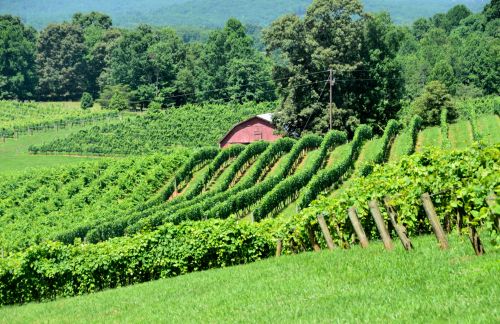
<box><xmin>286</xmin><ymin>144</ymin><xmax>499</xmax><ymax>251</ymax></box>
<box><xmin>390</xmin><ymin>115</ymin><xmax>423</xmax><ymax>161</ymax></box>
<box><xmin>140</xmin><ymin>148</ymin><xmax>219</xmax><ymax>209</ymax></box>
<box><xmin>253</xmin><ymin>131</ymin><xmax>347</xmax><ymax>220</ymax></box>
<box><xmin>0</xmin><ymin>219</ymin><xmax>275</xmax><ymax>305</ymax></box>
<box><xmin>0</xmin><ymin>101</ymin><xmax>118</xmax><ymax>138</ymax></box>
<box><xmin>182</xmin><ymin>145</ymin><xmax>244</xmax><ymax>199</ymax></box>
<box><xmin>29</xmin><ymin>102</ymin><xmax>275</xmax><ymax>154</ymax></box>
<box><xmin>357</xmin><ymin>120</ymin><xmax>400</xmax><ymax>176</ymax></box>
<box><xmin>82</xmin><ymin>139</ymin><xmax>295</xmax><ymax>243</ymax></box>
<box><xmin>1</xmin><ymin>145</ymin><xmax>497</xmax><ymax>306</ymax></box>
<box><xmin>298</xmin><ymin>125</ymin><xmax>373</xmax><ymax>209</ymax></box>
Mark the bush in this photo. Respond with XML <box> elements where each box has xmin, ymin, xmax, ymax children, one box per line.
<box><xmin>0</xmin><ymin>219</ymin><xmax>274</xmax><ymax>305</ymax></box>
<box><xmin>97</xmin><ymin>84</ymin><xmax>131</xmax><ymax>109</ymax></box>
<box><xmin>109</xmin><ymin>92</ymin><xmax>129</xmax><ymax>111</ymax></box>
<box><xmin>287</xmin><ymin>145</ymin><xmax>500</xmax><ymax>253</ymax></box>
<box><xmin>411</xmin><ymin>81</ymin><xmax>456</xmax><ymax>126</ymax></box>
<box><xmin>80</xmin><ymin>92</ymin><xmax>93</xmax><ymax>109</ymax></box>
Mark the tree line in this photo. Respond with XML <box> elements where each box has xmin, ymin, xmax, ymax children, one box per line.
<box><xmin>0</xmin><ymin>0</ymin><xmax>498</xmax><ymax>135</ymax></box>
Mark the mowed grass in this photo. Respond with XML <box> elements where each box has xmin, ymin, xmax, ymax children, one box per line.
<box><xmin>477</xmin><ymin>114</ymin><xmax>500</xmax><ymax>145</ymax></box>
<box><xmin>388</xmin><ymin>130</ymin><xmax>411</xmax><ymax>162</ymax></box>
<box><xmin>354</xmin><ymin>137</ymin><xmax>382</xmax><ymax>171</ymax></box>
<box><xmin>448</xmin><ymin>119</ymin><xmax>473</xmax><ymax>150</ymax></box>
<box><xmin>0</xmin><ymin>124</ymin><xmax>112</xmax><ymax>175</ymax></box>
<box><xmin>327</xmin><ymin>142</ymin><xmax>351</xmax><ymax>167</ymax></box>
<box><xmin>2</xmin><ymin>234</ymin><xmax>497</xmax><ymax>323</ymax></box>
<box><xmin>415</xmin><ymin>126</ymin><xmax>441</xmax><ymax>152</ymax></box>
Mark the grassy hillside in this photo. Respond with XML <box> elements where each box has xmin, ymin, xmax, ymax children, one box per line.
<box><xmin>0</xmin><ymin>142</ymin><xmax>497</xmax><ymax>306</ymax></box>
<box><xmin>0</xmin><ymin>124</ymin><xmax>108</xmax><ymax>175</ymax></box>
<box><xmin>30</xmin><ymin>102</ymin><xmax>274</xmax><ymax>155</ymax></box>
<box><xmin>0</xmin><ymin>101</ymin><xmax>120</xmax><ymax>174</ymax></box>
<box><xmin>0</xmin><ymin>0</ymin><xmax>487</xmax><ymax>29</ymax></box>
<box><xmin>3</xmin><ymin>114</ymin><xmax>498</xmax><ymax>253</ymax></box>
<box><xmin>1</xmin><ymin>234</ymin><xmax>497</xmax><ymax>323</ymax></box>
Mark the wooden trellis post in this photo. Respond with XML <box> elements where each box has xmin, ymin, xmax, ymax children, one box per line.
<box><xmin>384</xmin><ymin>197</ymin><xmax>413</xmax><ymax>251</ymax></box>
<box><xmin>307</xmin><ymin>227</ymin><xmax>321</xmax><ymax>252</ymax></box>
<box><xmin>368</xmin><ymin>200</ymin><xmax>394</xmax><ymax>250</ymax></box>
<box><xmin>421</xmin><ymin>193</ymin><xmax>449</xmax><ymax>250</ymax></box>
<box><xmin>347</xmin><ymin>207</ymin><xmax>369</xmax><ymax>248</ymax></box>
<box><xmin>468</xmin><ymin>227</ymin><xmax>485</xmax><ymax>256</ymax></box>
<box><xmin>317</xmin><ymin>214</ymin><xmax>336</xmax><ymax>250</ymax></box>
<box><xmin>276</xmin><ymin>239</ymin><xmax>283</xmax><ymax>257</ymax></box>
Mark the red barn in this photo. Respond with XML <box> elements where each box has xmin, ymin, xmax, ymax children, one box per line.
<box><xmin>219</xmin><ymin>113</ymin><xmax>282</xmax><ymax>148</ymax></box>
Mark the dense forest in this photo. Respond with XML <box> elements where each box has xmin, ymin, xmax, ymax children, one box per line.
<box><xmin>0</xmin><ymin>0</ymin><xmax>487</xmax><ymax>28</ymax></box>
<box><xmin>0</xmin><ymin>0</ymin><xmax>498</xmax><ymax>136</ymax></box>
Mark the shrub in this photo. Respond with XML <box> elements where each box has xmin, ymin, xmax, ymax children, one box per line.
<box><xmin>109</xmin><ymin>92</ymin><xmax>129</xmax><ymax>111</ymax></box>
<box><xmin>80</xmin><ymin>92</ymin><xmax>93</xmax><ymax>109</ymax></box>
<box><xmin>411</xmin><ymin>81</ymin><xmax>456</xmax><ymax>126</ymax></box>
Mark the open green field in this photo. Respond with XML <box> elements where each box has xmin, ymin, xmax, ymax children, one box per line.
<box><xmin>477</xmin><ymin>115</ymin><xmax>500</xmax><ymax>145</ymax></box>
<box><xmin>354</xmin><ymin>137</ymin><xmax>382</xmax><ymax>171</ymax></box>
<box><xmin>415</xmin><ymin>126</ymin><xmax>442</xmax><ymax>151</ymax></box>
<box><xmin>0</xmin><ymin>123</ymin><xmax>117</xmax><ymax>175</ymax></box>
<box><xmin>448</xmin><ymin>120</ymin><xmax>474</xmax><ymax>150</ymax></box>
<box><xmin>1</xmin><ymin>234</ymin><xmax>497</xmax><ymax>323</ymax></box>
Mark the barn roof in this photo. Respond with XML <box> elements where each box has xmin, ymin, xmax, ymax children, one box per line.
<box><xmin>257</xmin><ymin>113</ymin><xmax>273</xmax><ymax>123</ymax></box>
<box><xmin>219</xmin><ymin>112</ymin><xmax>276</xmax><ymax>145</ymax></box>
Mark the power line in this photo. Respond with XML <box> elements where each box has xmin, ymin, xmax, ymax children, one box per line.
<box><xmin>159</xmin><ymin>69</ymin><xmax>331</xmax><ymax>101</ymax></box>
<box><xmin>302</xmin><ymin>79</ymin><xmax>329</xmax><ymax>133</ymax></box>
<box><xmin>126</xmin><ymin>73</ymin><xmax>405</xmax><ymax>105</ymax></box>
<box><xmin>125</xmin><ymin>69</ymin><xmax>329</xmax><ymax>104</ymax></box>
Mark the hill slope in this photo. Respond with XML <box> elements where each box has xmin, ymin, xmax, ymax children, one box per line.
<box><xmin>0</xmin><ymin>0</ymin><xmax>487</xmax><ymax>29</ymax></box>
<box><xmin>1</xmin><ymin>234</ymin><xmax>497</xmax><ymax>322</ymax></box>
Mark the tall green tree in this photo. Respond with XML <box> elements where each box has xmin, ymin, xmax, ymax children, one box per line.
<box><xmin>72</xmin><ymin>12</ymin><xmax>112</xmax><ymax>30</ymax></box>
<box><xmin>72</xmin><ymin>12</ymin><xmax>115</xmax><ymax>97</ymax></box>
<box><xmin>411</xmin><ymin>80</ymin><xmax>455</xmax><ymax>126</ymax></box>
<box><xmin>200</xmin><ymin>18</ymin><xmax>275</xmax><ymax>103</ymax></box>
<box><xmin>36</xmin><ymin>23</ymin><xmax>87</xmax><ymax>100</ymax></box>
<box><xmin>107</xmin><ymin>25</ymin><xmax>186</xmax><ymax>107</ymax></box>
<box><xmin>264</xmin><ymin>0</ymin><xmax>365</xmax><ymax>136</ymax></box>
<box><xmin>483</xmin><ymin>0</ymin><xmax>500</xmax><ymax>21</ymax></box>
<box><xmin>0</xmin><ymin>15</ymin><xmax>37</xmax><ymax>100</ymax></box>
<box><xmin>351</xmin><ymin>13</ymin><xmax>405</xmax><ymax>131</ymax></box>
<box><xmin>264</xmin><ymin>0</ymin><xmax>403</xmax><ymax>136</ymax></box>
<box><xmin>445</xmin><ymin>5</ymin><xmax>472</xmax><ymax>30</ymax></box>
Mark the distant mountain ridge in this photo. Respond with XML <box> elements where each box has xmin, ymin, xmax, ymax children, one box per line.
<box><xmin>0</xmin><ymin>0</ymin><xmax>488</xmax><ymax>29</ymax></box>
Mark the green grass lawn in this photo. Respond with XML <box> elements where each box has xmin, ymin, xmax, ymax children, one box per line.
<box><xmin>354</xmin><ymin>137</ymin><xmax>382</xmax><ymax>171</ymax></box>
<box><xmin>448</xmin><ymin>120</ymin><xmax>473</xmax><ymax>150</ymax></box>
<box><xmin>388</xmin><ymin>131</ymin><xmax>411</xmax><ymax>162</ymax></box>
<box><xmin>2</xmin><ymin>234</ymin><xmax>497</xmax><ymax>323</ymax></box>
<box><xmin>0</xmin><ymin>123</ymin><xmax>115</xmax><ymax>175</ymax></box>
<box><xmin>415</xmin><ymin>126</ymin><xmax>442</xmax><ymax>152</ymax></box>
<box><xmin>327</xmin><ymin>142</ymin><xmax>351</xmax><ymax>167</ymax></box>
<box><xmin>477</xmin><ymin>115</ymin><xmax>500</xmax><ymax>146</ymax></box>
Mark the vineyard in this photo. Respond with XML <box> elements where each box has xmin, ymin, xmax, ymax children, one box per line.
<box><xmin>1</xmin><ymin>0</ymin><xmax>499</xmax><ymax>318</ymax></box>
<box><xmin>0</xmin><ymin>105</ymin><xmax>499</xmax><ymax>304</ymax></box>
<box><xmin>0</xmin><ymin>101</ymin><xmax>118</xmax><ymax>139</ymax></box>
<box><xmin>29</xmin><ymin>102</ymin><xmax>276</xmax><ymax>154</ymax></box>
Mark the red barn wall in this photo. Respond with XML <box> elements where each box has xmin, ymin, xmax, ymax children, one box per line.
<box><xmin>220</xmin><ymin>118</ymin><xmax>281</xmax><ymax>148</ymax></box>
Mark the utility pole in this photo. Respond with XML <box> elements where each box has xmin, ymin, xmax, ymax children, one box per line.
<box><xmin>328</xmin><ymin>69</ymin><xmax>335</xmax><ymax>130</ymax></box>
